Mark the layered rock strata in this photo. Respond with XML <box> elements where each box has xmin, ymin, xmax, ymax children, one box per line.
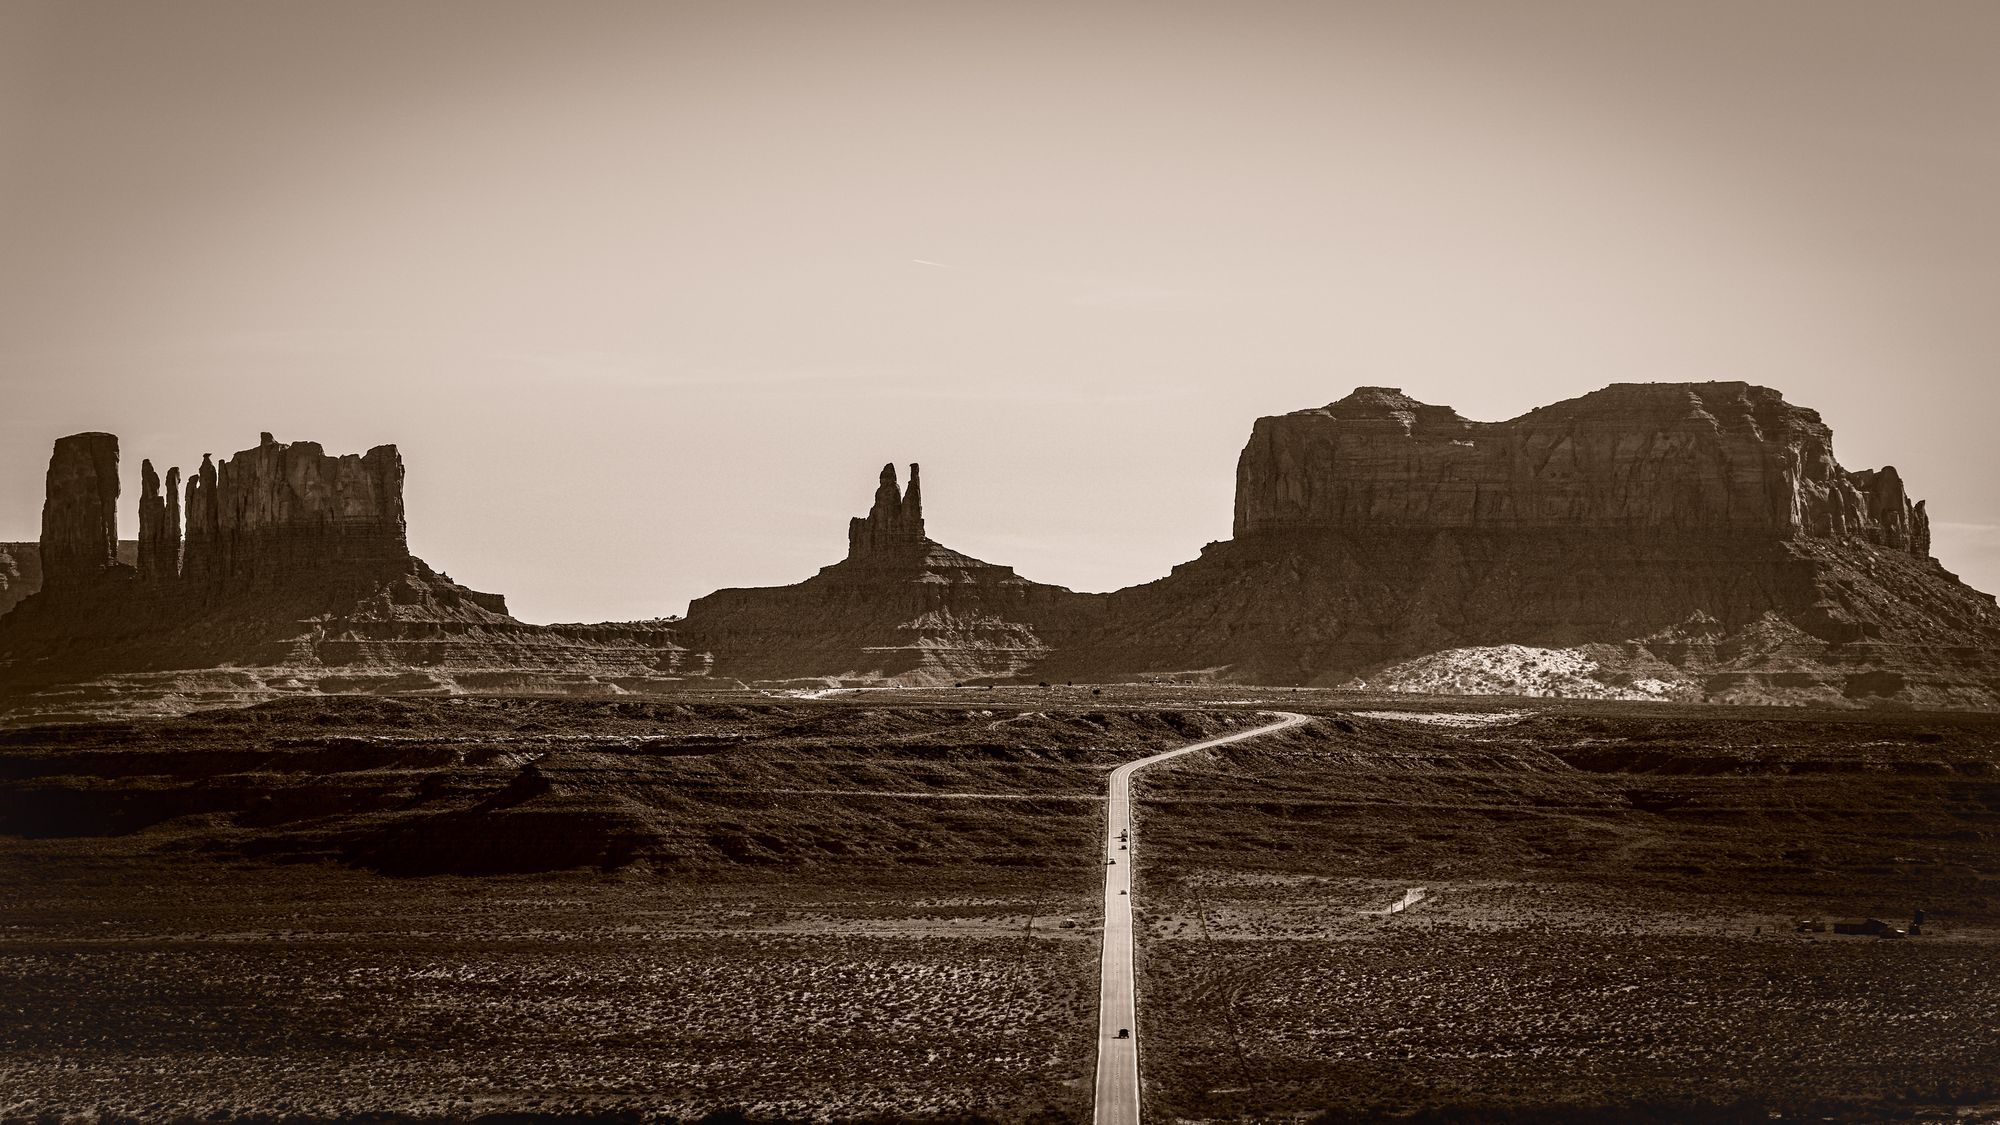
<box><xmin>679</xmin><ymin>463</ymin><xmax>1102</xmax><ymax>685</ymax></box>
<box><xmin>0</xmin><ymin>432</ymin><xmax>706</xmax><ymax>721</ymax></box>
<box><xmin>7</xmin><ymin>381</ymin><xmax>1999</xmax><ymax>713</ymax></box>
<box><xmin>1233</xmin><ymin>384</ymin><xmax>1929</xmax><ymax>550</ymax></box>
<box><xmin>1046</xmin><ymin>382</ymin><xmax>2000</xmax><ymax>706</ymax></box>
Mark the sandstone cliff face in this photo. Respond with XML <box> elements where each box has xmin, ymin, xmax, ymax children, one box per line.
<box><xmin>166</xmin><ymin>433</ymin><xmax>409</xmax><ymax>594</ymax></box>
<box><xmin>1</xmin><ymin>431</ymin><xmax>704</xmax><ymax>722</ymax></box>
<box><xmin>9</xmin><ymin>382</ymin><xmax>1998</xmax><ymax>714</ymax></box>
<box><xmin>38</xmin><ymin>433</ymin><xmax>123</xmax><ymax>592</ymax></box>
<box><xmin>680</xmin><ymin>462</ymin><xmax>1102</xmax><ymax>685</ymax></box>
<box><xmin>1234</xmin><ymin>383</ymin><xmax>1929</xmax><ymax>552</ymax></box>
<box><xmin>35</xmin><ymin>431</ymin><xmax>410</xmax><ymax>602</ymax></box>
<box><xmin>1048</xmin><ymin>383</ymin><xmax>2000</xmax><ymax>706</ymax></box>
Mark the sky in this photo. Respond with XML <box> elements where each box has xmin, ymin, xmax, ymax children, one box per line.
<box><xmin>3</xmin><ymin>0</ymin><xmax>1997</xmax><ymax>623</ymax></box>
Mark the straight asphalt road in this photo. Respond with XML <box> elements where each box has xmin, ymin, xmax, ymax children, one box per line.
<box><xmin>1093</xmin><ymin>711</ymin><xmax>1312</xmax><ymax>1125</ymax></box>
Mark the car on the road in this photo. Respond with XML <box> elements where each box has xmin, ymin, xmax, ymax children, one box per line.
<box><xmin>1117</xmin><ymin>1028</ymin><xmax>1130</xmax><ymax>1039</ymax></box>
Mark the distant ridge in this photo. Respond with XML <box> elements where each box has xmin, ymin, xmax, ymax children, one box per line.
<box><xmin>6</xmin><ymin>382</ymin><xmax>2000</xmax><ymax>716</ymax></box>
<box><xmin>1044</xmin><ymin>382</ymin><xmax>2000</xmax><ymax>706</ymax></box>
<box><xmin>675</xmin><ymin>462</ymin><xmax>1103</xmax><ymax>686</ymax></box>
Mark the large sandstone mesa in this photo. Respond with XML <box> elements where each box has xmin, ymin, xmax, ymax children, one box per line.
<box><xmin>679</xmin><ymin>463</ymin><xmax>1102</xmax><ymax>686</ymax></box>
<box><xmin>1047</xmin><ymin>383</ymin><xmax>2000</xmax><ymax>706</ymax></box>
<box><xmin>26</xmin><ymin>432</ymin><xmax>438</xmax><ymax>610</ymax></box>
<box><xmin>179</xmin><ymin>433</ymin><xmax>409</xmax><ymax>592</ymax></box>
<box><xmin>1234</xmin><ymin>385</ymin><xmax>1929</xmax><ymax>550</ymax></box>
<box><xmin>0</xmin><ymin>432</ymin><xmax>704</xmax><ymax>722</ymax></box>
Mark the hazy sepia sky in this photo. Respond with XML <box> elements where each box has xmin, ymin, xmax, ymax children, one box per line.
<box><xmin>4</xmin><ymin>1</ymin><xmax>1997</xmax><ymax>622</ymax></box>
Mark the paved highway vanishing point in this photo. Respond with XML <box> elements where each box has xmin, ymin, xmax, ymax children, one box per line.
<box><xmin>1093</xmin><ymin>711</ymin><xmax>1312</xmax><ymax>1125</ymax></box>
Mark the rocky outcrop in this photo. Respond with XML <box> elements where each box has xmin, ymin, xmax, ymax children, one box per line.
<box><xmin>136</xmin><ymin>461</ymin><xmax>180</xmax><ymax>584</ymax></box>
<box><xmin>1234</xmin><ymin>384</ymin><xmax>1929</xmax><ymax>550</ymax></box>
<box><xmin>191</xmin><ymin>432</ymin><xmax>408</xmax><ymax>591</ymax></box>
<box><xmin>0</xmin><ymin>544</ymin><xmax>32</xmax><ymax>618</ymax></box>
<box><xmin>7</xmin><ymin>382</ymin><xmax>1999</xmax><ymax>713</ymax></box>
<box><xmin>848</xmin><ymin>463</ymin><xmax>927</xmax><ymax>559</ymax></box>
<box><xmin>0</xmin><ymin>431</ymin><xmax>708</xmax><ymax>723</ymax></box>
<box><xmin>679</xmin><ymin>462</ymin><xmax>1102</xmax><ymax>686</ymax></box>
<box><xmin>123</xmin><ymin>433</ymin><xmax>411</xmax><ymax>597</ymax></box>
<box><xmin>1046</xmin><ymin>383</ymin><xmax>2000</xmax><ymax>706</ymax></box>
<box><xmin>38</xmin><ymin>433</ymin><xmax>123</xmax><ymax>593</ymax></box>
<box><xmin>0</xmin><ymin>541</ymin><xmax>137</xmax><ymax>620</ymax></box>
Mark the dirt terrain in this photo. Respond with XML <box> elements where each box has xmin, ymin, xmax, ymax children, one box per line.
<box><xmin>1</xmin><ymin>689</ymin><xmax>1997</xmax><ymax>1122</ymax></box>
<box><xmin>0</xmin><ymin>694</ymin><xmax>1256</xmax><ymax>1123</ymax></box>
<box><xmin>1131</xmin><ymin>704</ymin><xmax>2000</xmax><ymax>1122</ymax></box>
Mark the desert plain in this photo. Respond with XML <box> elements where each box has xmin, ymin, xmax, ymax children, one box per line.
<box><xmin>1</xmin><ymin>686</ymin><xmax>1995</xmax><ymax>1124</ymax></box>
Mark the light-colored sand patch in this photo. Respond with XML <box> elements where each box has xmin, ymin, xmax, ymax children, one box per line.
<box><xmin>1348</xmin><ymin>644</ymin><xmax>1698</xmax><ymax>701</ymax></box>
<box><xmin>1350</xmin><ymin>709</ymin><xmax>1531</xmax><ymax>728</ymax></box>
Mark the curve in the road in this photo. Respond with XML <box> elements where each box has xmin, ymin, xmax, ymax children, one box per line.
<box><xmin>1092</xmin><ymin>711</ymin><xmax>1312</xmax><ymax>1125</ymax></box>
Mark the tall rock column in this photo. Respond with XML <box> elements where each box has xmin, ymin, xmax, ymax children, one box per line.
<box><xmin>847</xmin><ymin>463</ymin><xmax>926</xmax><ymax>559</ymax></box>
<box><xmin>902</xmin><ymin>464</ymin><xmax>924</xmax><ymax>537</ymax></box>
<box><xmin>182</xmin><ymin>454</ymin><xmax>220</xmax><ymax>587</ymax></box>
<box><xmin>164</xmin><ymin>466</ymin><xmax>182</xmax><ymax>578</ymax></box>
<box><xmin>39</xmin><ymin>432</ymin><xmax>122</xmax><ymax>592</ymax></box>
<box><xmin>136</xmin><ymin>459</ymin><xmax>181</xmax><ymax>583</ymax></box>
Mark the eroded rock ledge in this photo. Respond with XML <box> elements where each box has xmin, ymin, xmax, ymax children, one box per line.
<box><xmin>1234</xmin><ymin>383</ymin><xmax>1928</xmax><ymax>551</ymax></box>
<box><xmin>0</xmin><ymin>432</ymin><xmax>704</xmax><ymax>721</ymax></box>
<box><xmin>6</xmin><ymin>381</ymin><xmax>1999</xmax><ymax>712</ymax></box>
<box><xmin>1046</xmin><ymin>382</ymin><xmax>2000</xmax><ymax>705</ymax></box>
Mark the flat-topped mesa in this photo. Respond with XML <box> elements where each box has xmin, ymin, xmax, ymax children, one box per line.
<box><xmin>38</xmin><ymin>433</ymin><xmax>124</xmax><ymax>593</ymax></box>
<box><xmin>846</xmin><ymin>462</ymin><xmax>927</xmax><ymax>560</ymax></box>
<box><xmin>180</xmin><ymin>432</ymin><xmax>410</xmax><ymax>591</ymax></box>
<box><xmin>1233</xmin><ymin>381</ymin><xmax>1932</xmax><ymax>555</ymax></box>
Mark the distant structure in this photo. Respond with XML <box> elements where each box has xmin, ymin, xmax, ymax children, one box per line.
<box><xmin>1045</xmin><ymin>381</ymin><xmax>2000</xmax><ymax>704</ymax></box>
<box><xmin>1</xmin><ymin>429</ymin><xmax>704</xmax><ymax>720</ymax></box>
<box><xmin>847</xmin><ymin>463</ymin><xmax>926</xmax><ymax>560</ymax></box>
<box><xmin>8</xmin><ymin>380</ymin><xmax>2000</xmax><ymax>711</ymax></box>
<box><xmin>38</xmin><ymin>433</ymin><xmax>122</xmax><ymax>593</ymax></box>
<box><xmin>35</xmin><ymin>429</ymin><xmax>416</xmax><ymax>604</ymax></box>
<box><xmin>680</xmin><ymin>461</ymin><xmax>1101</xmax><ymax>685</ymax></box>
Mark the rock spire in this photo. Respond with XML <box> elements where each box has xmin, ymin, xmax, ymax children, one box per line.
<box><xmin>136</xmin><ymin>459</ymin><xmax>183</xmax><ymax>583</ymax></box>
<box><xmin>847</xmin><ymin>462</ymin><xmax>926</xmax><ymax>559</ymax></box>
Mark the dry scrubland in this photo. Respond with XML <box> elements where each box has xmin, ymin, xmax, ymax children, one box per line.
<box><xmin>1132</xmin><ymin>705</ymin><xmax>2000</xmax><ymax>1122</ymax></box>
<box><xmin>0</xmin><ymin>870</ymin><xmax>1092</xmax><ymax>1121</ymax></box>
<box><xmin>1</xmin><ymin>690</ymin><xmax>1998</xmax><ymax>1122</ymax></box>
<box><xmin>0</xmin><ymin>694</ymin><xmax>1261</xmax><ymax>1123</ymax></box>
